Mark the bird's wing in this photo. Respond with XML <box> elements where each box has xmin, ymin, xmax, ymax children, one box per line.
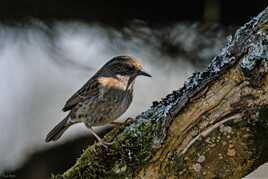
<box><xmin>62</xmin><ymin>78</ymin><xmax>100</xmax><ymax>112</ymax></box>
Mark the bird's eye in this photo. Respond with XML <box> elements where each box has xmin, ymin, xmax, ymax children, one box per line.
<box><xmin>127</xmin><ymin>66</ymin><xmax>135</xmax><ymax>71</ymax></box>
<box><xmin>117</xmin><ymin>65</ymin><xmax>135</xmax><ymax>76</ymax></box>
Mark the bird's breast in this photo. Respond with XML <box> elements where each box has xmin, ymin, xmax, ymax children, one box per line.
<box><xmin>73</xmin><ymin>87</ymin><xmax>133</xmax><ymax>126</ymax></box>
<box><xmin>71</xmin><ymin>76</ymin><xmax>134</xmax><ymax>126</ymax></box>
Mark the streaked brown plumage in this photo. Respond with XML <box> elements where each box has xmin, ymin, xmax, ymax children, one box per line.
<box><xmin>45</xmin><ymin>55</ymin><xmax>151</xmax><ymax>146</ymax></box>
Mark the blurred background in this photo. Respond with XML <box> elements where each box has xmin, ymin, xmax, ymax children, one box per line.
<box><xmin>0</xmin><ymin>0</ymin><xmax>267</xmax><ymax>178</ymax></box>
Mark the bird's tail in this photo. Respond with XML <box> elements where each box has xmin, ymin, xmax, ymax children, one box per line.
<box><xmin>45</xmin><ymin>116</ymin><xmax>72</xmax><ymax>142</ymax></box>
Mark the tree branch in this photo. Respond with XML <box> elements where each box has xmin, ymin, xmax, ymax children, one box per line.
<box><xmin>53</xmin><ymin>6</ymin><xmax>268</xmax><ymax>179</ymax></box>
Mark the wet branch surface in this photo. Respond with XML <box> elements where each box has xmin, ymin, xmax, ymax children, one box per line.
<box><xmin>53</xmin><ymin>6</ymin><xmax>268</xmax><ymax>179</ymax></box>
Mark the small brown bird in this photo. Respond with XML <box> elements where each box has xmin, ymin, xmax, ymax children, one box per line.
<box><xmin>45</xmin><ymin>55</ymin><xmax>151</xmax><ymax>146</ymax></box>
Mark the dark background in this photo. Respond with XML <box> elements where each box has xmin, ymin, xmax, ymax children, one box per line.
<box><xmin>0</xmin><ymin>0</ymin><xmax>267</xmax><ymax>26</ymax></box>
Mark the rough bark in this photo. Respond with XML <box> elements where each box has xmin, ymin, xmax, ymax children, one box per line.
<box><xmin>53</xmin><ymin>6</ymin><xmax>268</xmax><ymax>179</ymax></box>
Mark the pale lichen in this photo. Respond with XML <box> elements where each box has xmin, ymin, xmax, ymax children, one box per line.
<box><xmin>192</xmin><ymin>163</ymin><xmax>202</xmax><ymax>173</ymax></box>
<box><xmin>197</xmin><ymin>155</ymin><xmax>206</xmax><ymax>163</ymax></box>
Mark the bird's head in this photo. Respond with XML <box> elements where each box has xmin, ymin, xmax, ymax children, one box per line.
<box><xmin>97</xmin><ymin>56</ymin><xmax>151</xmax><ymax>90</ymax></box>
<box><xmin>99</xmin><ymin>56</ymin><xmax>151</xmax><ymax>87</ymax></box>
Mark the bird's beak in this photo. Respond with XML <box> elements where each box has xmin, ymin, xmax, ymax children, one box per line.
<box><xmin>138</xmin><ymin>70</ymin><xmax>152</xmax><ymax>77</ymax></box>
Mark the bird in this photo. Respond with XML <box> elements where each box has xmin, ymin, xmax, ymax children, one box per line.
<box><xmin>45</xmin><ymin>55</ymin><xmax>151</xmax><ymax>146</ymax></box>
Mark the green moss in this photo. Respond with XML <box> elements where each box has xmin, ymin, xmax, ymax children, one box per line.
<box><xmin>52</xmin><ymin>108</ymin><xmax>168</xmax><ymax>179</ymax></box>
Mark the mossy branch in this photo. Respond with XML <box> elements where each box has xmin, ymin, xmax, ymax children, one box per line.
<box><xmin>53</xmin><ymin>6</ymin><xmax>268</xmax><ymax>179</ymax></box>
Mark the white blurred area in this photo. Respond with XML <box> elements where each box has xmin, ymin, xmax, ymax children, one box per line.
<box><xmin>0</xmin><ymin>21</ymin><xmax>195</xmax><ymax>171</ymax></box>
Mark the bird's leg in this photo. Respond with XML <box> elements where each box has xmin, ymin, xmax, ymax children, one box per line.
<box><xmin>87</xmin><ymin>127</ymin><xmax>113</xmax><ymax>147</ymax></box>
<box><xmin>110</xmin><ymin>117</ymin><xmax>135</xmax><ymax>127</ymax></box>
<box><xmin>110</xmin><ymin>121</ymin><xmax>123</xmax><ymax>126</ymax></box>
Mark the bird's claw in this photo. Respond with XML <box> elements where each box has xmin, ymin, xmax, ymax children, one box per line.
<box><xmin>111</xmin><ymin>117</ymin><xmax>135</xmax><ymax>127</ymax></box>
<box><xmin>125</xmin><ymin>117</ymin><xmax>135</xmax><ymax>124</ymax></box>
<box><xmin>97</xmin><ymin>140</ymin><xmax>113</xmax><ymax>148</ymax></box>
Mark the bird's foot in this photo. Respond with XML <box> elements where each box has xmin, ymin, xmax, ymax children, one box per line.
<box><xmin>110</xmin><ymin>117</ymin><xmax>135</xmax><ymax>127</ymax></box>
<box><xmin>125</xmin><ymin>117</ymin><xmax>135</xmax><ymax>124</ymax></box>
<box><xmin>97</xmin><ymin>139</ymin><xmax>113</xmax><ymax>148</ymax></box>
